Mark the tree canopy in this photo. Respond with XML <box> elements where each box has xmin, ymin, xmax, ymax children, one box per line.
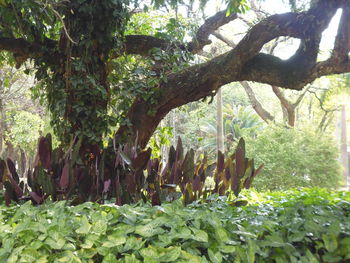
<box><xmin>0</xmin><ymin>0</ymin><xmax>349</xmax><ymax>150</ymax></box>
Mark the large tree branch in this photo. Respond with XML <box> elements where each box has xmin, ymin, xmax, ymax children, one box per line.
<box><xmin>188</xmin><ymin>10</ymin><xmax>237</xmax><ymax>53</ymax></box>
<box><xmin>212</xmin><ymin>31</ymin><xmax>236</xmax><ymax>48</ymax></box>
<box><xmin>0</xmin><ymin>37</ymin><xmax>42</xmax><ymax>56</ymax></box>
<box><xmin>239</xmin><ymin>51</ymin><xmax>350</xmax><ymax>90</ymax></box>
<box><xmin>201</xmin><ymin>36</ymin><xmax>274</xmax><ymax>124</ymax></box>
<box><xmin>123</xmin><ymin>35</ymin><xmax>174</xmax><ymax>56</ymax></box>
<box><xmin>0</xmin><ymin>36</ymin><xmax>57</xmax><ymax>66</ymax></box>
<box><xmin>116</xmin><ymin>0</ymin><xmax>350</xmax><ymax>147</ymax></box>
<box><xmin>331</xmin><ymin>5</ymin><xmax>350</xmax><ymax>62</ymax></box>
<box><xmin>123</xmin><ymin>9</ymin><xmax>238</xmax><ymax>56</ymax></box>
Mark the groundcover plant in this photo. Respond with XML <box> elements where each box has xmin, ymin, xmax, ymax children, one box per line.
<box><xmin>0</xmin><ymin>188</ymin><xmax>349</xmax><ymax>263</ymax></box>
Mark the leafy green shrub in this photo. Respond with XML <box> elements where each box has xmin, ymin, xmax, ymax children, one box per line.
<box><xmin>0</xmin><ymin>188</ymin><xmax>349</xmax><ymax>262</ymax></box>
<box><xmin>245</xmin><ymin>125</ymin><xmax>342</xmax><ymax>191</ymax></box>
<box><xmin>242</xmin><ymin>187</ymin><xmax>350</xmax><ymax>206</ymax></box>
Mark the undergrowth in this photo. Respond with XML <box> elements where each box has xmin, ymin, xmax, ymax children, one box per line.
<box><xmin>0</xmin><ymin>188</ymin><xmax>349</xmax><ymax>263</ymax></box>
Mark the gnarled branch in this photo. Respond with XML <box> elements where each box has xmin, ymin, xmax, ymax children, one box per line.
<box><xmin>122</xmin><ymin>9</ymin><xmax>238</xmax><ymax>56</ymax></box>
<box><xmin>331</xmin><ymin>6</ymin><xmax>350</xmax><ymax>61</ymax></box>
<box><xmin>116</xmin><ymin>0</ymin><xmax>350</xmax><ymax>147</ymax></box>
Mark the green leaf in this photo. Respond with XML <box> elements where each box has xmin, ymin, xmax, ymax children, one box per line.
<box><xmin>322</xmin><ymin>253</ymin><xmax>342</xmax><ymax>263</ymax></box>
<box><xmin>102</xmin><ymin>253</ymin><xmax>118</xmax><ymax>263</ymax></box>
<box><xmin>322</xmin><ymin>234</ymin><xmax>338</xmax><ymax>252</ymax></box>
<box><xmin>135</xmin><ymin>223</ymin><xmax>165</xmax><ymax>237</ymax></box>
<box><xmin>122</xmin><ymin>236</ymin><xmax>145</xmax><ymax>252</ymax></box>
<box><xmin>180</xmin><ymin>251</ymin><xmax>202</xmax><ymax>262</ymax></box>
<box><xmin>288</xmin><ymin>231</ymin><xmax>306</xmax><ymax>242</ymax></box>
<box><xmin>140</xmin><ymin>246</ymin><xmax>181</xmax><ymax>262</ymax></box>
<box><xmin>55</xmin><ymin>251</ymin><xmax>82</xmax><ymax>263</ymax></box>
<box><xmin>76</xmin><ymin>216</ymin><xmax>91</xmax><ymax>234</ymax></box>
<box><xmin>19</xmin><ymin>248</ymin><xmax>41</xmax><ymax>262</ymax></box>
<box><xmin>219</xmin><ymin>245</ymin><xmax>236</xmax><ymax>253</ymax></box>
<box><xmin>77</xmin><ymin>248</ymin><xmax>97</xmax><ymax>259</ymax></box>
<box><xmin>125</xmin><ymin>254</ymin><xmax>142</xmax><ymax>263</ymax></box>
<box><xmin>45</xmin><ymin>237</ymin><xmax>66</xmax><ymax>250</ymax></box>
<box><xmin>305</xmin><ymin>249</ymin><xmax>319</xmax><ymax>263</ymax></box>
<box><xmin>190</xmin><ymin>227</ymin><xmax>208</xmax><ymax>243</ymax></box>
<box><xmin>215</xmin><ymin>227</ymin><xmax>229</xmax><ymax>243</ymax></box>
<box><xmin>92</xmin><ymin>220</ymin><xmax>107</xmax><ymax>235</ymax></box>
<box><xmin>208</xmin><ymin>249</ymin><xmax>222</xmax><ymax>263</ymax></box>
<box><xmin>102</xmin><ymin>236</ymin><xmax>126</xmax><ymax>248</ymax></box>
<box><xmin>247</xmin><ymin>239</ymin><xmax>256</xmax><ymax>263</ymax></box>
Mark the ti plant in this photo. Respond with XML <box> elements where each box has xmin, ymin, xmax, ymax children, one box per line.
<box><xmin>1</xmin><ymin>135</ymin><xmax>262</xmax><ymax>206</ymax></box>
<box><xmin>148</xmin><ymin>137</ymin><xmax>264</xmax><ymax>205</ymax></box>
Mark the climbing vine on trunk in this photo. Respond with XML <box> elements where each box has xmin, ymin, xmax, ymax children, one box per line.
<box><xmin>34</xmin><ymin>0</ymin><xmax>130</xmax><ymax>148</ymax></box>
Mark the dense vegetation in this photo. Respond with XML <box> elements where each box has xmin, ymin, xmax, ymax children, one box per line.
<box><xmin>0</xmin><ymin>188</ymin><xmax>349</xmax><ymax>263</ymax></box>
<box><xmin>0</xmin><ymin>0</ymin><xmax>349</xmax><ymax>261</ymax></box>
<box><xmin>0</xmin><ymin>0</ymin><xmax>348</xmax><ymax>200</ymax></box>
<box><xmin>245</xmin><ymin>125</ymin><xmax>342</xmax><ymax>191</ymax></box>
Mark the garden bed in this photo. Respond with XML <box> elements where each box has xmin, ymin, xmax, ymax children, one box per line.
<box><xmin>0</xmin><ymin>188</ymin><xmax>349</xmax><ymax>263</ymax></box>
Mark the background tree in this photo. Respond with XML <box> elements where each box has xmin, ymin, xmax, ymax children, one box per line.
<box><xmin>245</xmin><ymin>125</ymin><xmax>342</xmax><ymax>191</ymax></box>
<box><xmin>0</xmin><ymin>63</ymin><xmax>49</xmax><ymax>174</ymax></box>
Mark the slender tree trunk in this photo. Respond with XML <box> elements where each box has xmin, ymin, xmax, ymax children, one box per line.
<box><xmin>340</xmin><ymin>105</ymin><xmax>349</xmax><ymax>188</ymax></box>
<box><xmin>287</xmin><ymin>108</ymin><xmax>296</xmax><ymax>127</ymax></box>
<box><xmin>318</xmin><ymin>111</ymin><xmax>329</xmax><ymax>131</ymax></box>
<box><xmin>323</xmin><ymin>113</ymin><xmax>334</xmax><ymax>132</ymax></box>
<box><xmin>308</xmin><ymin>98</ymin><xmax>313</xmax><ymax>120</ymax></box>
<box><xmin>271</xmin><ymin>85</ymin><xmax>298</xmax><ymax>127</ymax></box>
<box><xmin>216</xmin><ymin>88</ymin><xmax>224</xmax><ymax>153</ymax></box>
<box><xmin>19</xmin><ymin>148</ymin><xmax>26</xmax><ymax>177</ymax></box>
<box><xmin>240</xmin><ymin>82</ymin><xmax>274</xmax><ymax>123</ymax></box>
<box><xmin>281</xmin><ymin>104</ymin><xmax>288</xmax><ymax>124</ymax></box>
<box><xmin>0</xmin><ymin>98</ymin><xmax>3</xmax><ymax>156</ymax></box>
<box><xmin>172</xmin><ymin>110</ymin><xmax>177</xmax><ymax>146</ymax></box>
<box><xmin>0</xmin><ymin>69</ymin><xmax>4</xmax><ymax>156</ymax></box>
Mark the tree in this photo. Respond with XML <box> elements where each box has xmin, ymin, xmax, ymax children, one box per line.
<box><xmin>0</xmin><ymin>64</ymin><xmax>47</xmax><ymax>174</ymax></box>
<box><xmin>1</xmin><ymin>0</ymin><xmax>350</xmax><ymax>155</ymax></box>
<box><xmin>245</xmin><ymin>125</ymin><xmax>342</xmax><ymax>191</ymax></box>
